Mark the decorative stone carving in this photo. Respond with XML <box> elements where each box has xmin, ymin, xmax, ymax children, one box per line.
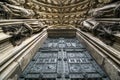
<box><xmin>89</xmin><ymin>2</ymin><xmax>120</xmax><ymax>18</ymax></box>
<box><xmin>0</xmin><ymin>0</ymin><xmax>119</xmax><ymax>25</ymax></box>
<box><xmin>98</xmin><ymin>0</ymin><xmax>112</xmax><ymax>4</ymax></box>
<box><xmin>81</xmin><ymin>18</ymin><xmax>120</xmax><ymax>45</ymax></box>
<box><xmin>1</xmin><ymin>23</ymin><xmax>33</xmax><ymax>46</ymax></box>
<box><xmin>0</xmin><ymin>2</ymin><xmax>34</xmax><ymax>19</ymax></box>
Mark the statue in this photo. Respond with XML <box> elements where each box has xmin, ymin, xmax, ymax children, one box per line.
<box><xmin>81</xmin><ymin>18</ymin><xmax>120</xmax><ymax>45</ymax></box>
<box><xmin>0</xmin><ymin>2</ymin><xmax>34</xmax><ymax>19</ymax></box>
<box><xmin>1</xmin><ymin>21</ymin><xmax>47</xmax><ymax>46</ymax></box>
<box><xmin>0</xmin><ymin>0</ymin><xmax>25</xmax><ymax>6</ymax></box>
<box><xmin>89</xmin><ymin>1</ymin><xmax>120</xmax><ymax>18</ymax></box>
<box><xmin>1</xmin><ymin>23</ymin><xmax>33</xmax><ymax>46</ymax></box>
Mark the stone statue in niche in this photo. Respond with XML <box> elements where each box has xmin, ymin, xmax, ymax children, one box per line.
<box><xmin>1</xmin><ymin>21</ymin><xmax>47</xmax><ymax>46</ymax></box>
<box><xmin>89</xmin><ymin>1</ymin><xmax>120</xmax><ymax>18</ymax></box>
<box><xmin>81</xmin><ymin>18</ymin><xmax>120</xmax><ymax>45</ymax></box>
<box><xmin>1</xmin><ymin>23</ymin><xmax>33</xmax><ymax>46</ymax></box>
<box><xmin>0</xmin><ymin>0</ymin><xmax>25</xmax><ymax>6</ymax></box>
<box><xmin>0</xmin><ymin>2</ymin><xmax>35</xmax><ymax>19</ymax></box>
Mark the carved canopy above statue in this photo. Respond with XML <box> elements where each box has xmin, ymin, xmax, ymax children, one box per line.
<box><xmin>29</xmin><ymin>0</ymin><xmax>113</xmax><ymax>26</ymax></box>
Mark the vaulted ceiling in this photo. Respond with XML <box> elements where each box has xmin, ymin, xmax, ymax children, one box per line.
<box><xmin>24</xmin><ymin>0</ymin><xmax>113</xmax><ymax>26</ymax></box>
